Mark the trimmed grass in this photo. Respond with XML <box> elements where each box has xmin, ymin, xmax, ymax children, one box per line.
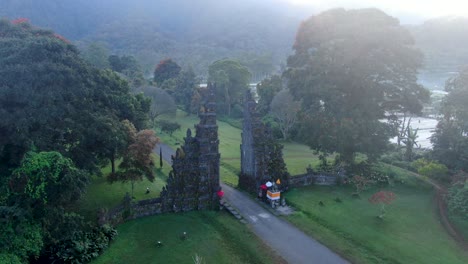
<box><xmin>282</xmin><ymin>141</ymin><xmax>324</xmax><ymax>175</ymax></box>
<box><xmin>284</xmin><ymin>184</ymin><xmax>468</xmax><ymax>264</ymax></box>
<box><xmin>92</xmin><ymin>211</ymin><xmax>282</xmax><ymax>264</ymax></box>
<box><xmin>78</xmin><ymin>158</ymin><xmax>172</xmax><ymax>220</ymax></box>
<box><xmin>449</xmin><ymin>213</ymin><xmax>468</xmax><ymax>242</ymax></box>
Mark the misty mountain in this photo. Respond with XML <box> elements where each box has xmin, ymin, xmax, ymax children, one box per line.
<box><xmin>409</xmin><ymin>17</ymin><xmax>468</xmax><ymax>89</ymax></box>
<box><xmin>0</xmin><ymin>0</ymin><xmax>307</xmax><ymax>77</ymax></box>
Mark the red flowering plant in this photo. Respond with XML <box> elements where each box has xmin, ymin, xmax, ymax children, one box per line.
<box><xmin>12</xmin><ymin>18</ymin><xmax>29</xmax><ymax>24</ymax></box>
<box><xmin>53</xmin><ymin>33</ymin><xmax>70</xmax><ymax>44</ymax></box>
<box><xmin>368</xmin><ymin>191</ymin><xmax>396</xmax><ymax>219</ymax></box>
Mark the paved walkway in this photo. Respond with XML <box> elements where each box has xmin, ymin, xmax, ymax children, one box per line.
<box><xmin>222</xmin><ymin>183</ymin><xmax>349</xmax><ymax>264</ymax></box>
<box><xmin>155</xmin><ymin>143</ymin><xmax>349</xmax><ymax>264</ymax></box>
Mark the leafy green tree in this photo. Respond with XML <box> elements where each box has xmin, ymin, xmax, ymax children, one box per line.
<box><xmin>175</xmin><ymin>67</ymin><xmax>198</xmax><ymax>113</ymax></box>
<box><xmin>154</xmin><ymin>59</ymin><xmax>181</xmax><ymax>85</ymax></box>
<box><xmin>270</xmin><ymin>89</ymin><xmax>301</xmax><ymax>140</ymax></box>
<box><xmin>108</xmin><ymin>130</ymin><xmax>159</xmax><ymax>198</ymax></box>
<box><xmin>432</xmin><ymin>67</ymin><xmax>468</xmax><ymax>170</ymax></box>
<box><xmin>208</xmin><ymin>59</ymin><xmax>251</xmax><ymax>116</ymax></box>
<box><xmin>256</xmin><ymin>75</ymin><xmax>283</xmax><ymax>116</ymax></box>
<box><xmin>0</xmin><ymin>207</ymin><xmax>43</xmax><ymax>263</ymax></box>
<box><xmin>158</xmin><ymin>120</ymin><xmax>181</xmax><ymax>136</ymax></box>
<box><xmin>9</xmin><ymin>152</ymin><xmax>88</xmax><ymax>210</ymax></box>
<box><xmin>4</xmin><ymin>152</ymin><xmax>89</xmax><ymax>261</ymax></box>
<box><xmin>0</xmin><ymin>20</ymin><xmax>149</xmax><ymax>173</ymax></box>
<box><xmin>284</xmin><ymin>8</ymin><xmax>429</xmax><ymax>164</ymax></box>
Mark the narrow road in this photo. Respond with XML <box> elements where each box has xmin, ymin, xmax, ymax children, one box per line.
<box><xmin>154</xmin><ymin>143</ymin><xmax>175</xmax><ymax>165</ymax></box>
<box><xmin>222</xmin><ymin>183</ymin><xmax>349</xmax><ymax>264</ymax></box>
<box><xmin>155</xmin><ymin>142</ymin><xmax>349</xmax><ymax>264</ymax></box>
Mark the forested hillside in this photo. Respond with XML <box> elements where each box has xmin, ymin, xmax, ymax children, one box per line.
<box><xmin>0</xmin><ymin>0</ymin><xmax>304</xmax><ymax>78</ymax></box>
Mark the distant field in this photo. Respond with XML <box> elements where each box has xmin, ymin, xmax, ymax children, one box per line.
<box><xmin>284</xmin><ymin>183</ymin><xmax>468</xmax><ymax>264</ymax></box>
<box><xmin>92</xmin><ymin>211</ymin><xmax>282</xmax><ymax>264</ymax></box>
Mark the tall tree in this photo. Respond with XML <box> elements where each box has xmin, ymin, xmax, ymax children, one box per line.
<box><xmin>153</xmin><ymin>59</ymin><xmax>181</xmax><ymax>85</ymax></box>
<box><xmin>175</xmin><ymin>67</ymin><xmax>198</xmax><ymax>114</ymax></box>
<box><xmin>270</xmin><ymin>89</ymin><xmax>301</xmax><ymax>140</ymax></box>
<box><xmin>109</xmin><ymin>130</ymin><xmax>159</xmax><ymax>198</ymax></box>
<box><xmin>431</xmin><ymin>67</ymin><xmax>468</xmax><ymax>170</ymax></box>
<box><xmin>257</xmin><ymin>75</ymin><xmax>283</xmax><ymax>116</ymax></box>
<box><xmin>138</xmin><ymin>86</ymin><xmax>177</xmax><ymax>127</ymax></box>
<box><xmin>284</xmin><ymin>8</ymin><xmax>429</xmax><ymax>164</ymax></box>
<box><xmin>208</xmin><ymin>59</ymin><xmax>251</xmax><ymax>116</ymax></box>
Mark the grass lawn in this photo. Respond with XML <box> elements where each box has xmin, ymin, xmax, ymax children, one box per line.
<box><xmin>284</xmin><ymin>183</ymin><xmax>468</xmax><ymax>264</ymax></box>
<box><xmin>78</xmin><ymin>157</ymin><xmax>172</xmax><ymax>220</ymax></box>
<box><xmin>449</xmin><ymin>212</ymin><xmax>468</xmax><ymax>242</ymax></box>
<box><xmin>92</xmin><ymin>211</ymin><xmax>283</xmax><ymax>264</ymax></box>
<box><xmin>282</xmin><ymin>141</ymin><xmax>327</xmax><ymax>175</ymax></box>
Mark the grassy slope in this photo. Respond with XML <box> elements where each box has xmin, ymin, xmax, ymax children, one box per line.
<box><xmin>450</xmin><ymin>213</ymin><xmax>468</xmax><ymax>241</ymax></box>
<box><xmin>93</xmin><ymin>211</ymin><xmax>282</xmax><ymax>264</ymax></box>
<box><xmin>284</xmin><ymin>183</ymin><xmax>468</xmax><ymax>264</ymax></box>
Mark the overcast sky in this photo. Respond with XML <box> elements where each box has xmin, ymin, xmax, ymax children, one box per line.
<box><xmin>280</xmin><ymin>0</ymin><xmax>468</xmax><ymax>23</ymax></box>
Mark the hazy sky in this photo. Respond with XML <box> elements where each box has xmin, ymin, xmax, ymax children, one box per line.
<box><xmin>281</xmin><ymin>0</ymin><xmax>468</xmax><ymax>23</ymax></box>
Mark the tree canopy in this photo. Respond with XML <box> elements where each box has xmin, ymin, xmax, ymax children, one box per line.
<box><xmin>0</xmin><ymin>19</ymin><xmax>149</xmax><ymax>173</ymax></box>
<box><xmin>208</xmin><ymin>59</ymin><xmax>251</xmax><ymax>116</ymax></box>
<box><xmin>284</xmin><ymin>8</ymin><xmax>429</xmax><ymax>163</ymax></box>
<box><xmin>431</xmin><ymin>67</ymin><xmax>468</xmax><ymax>170</ymax></box>
<box><xmin>154</xmin><ymin>59</ymin><xmax>181</xmax><ymax>85</ymax></box>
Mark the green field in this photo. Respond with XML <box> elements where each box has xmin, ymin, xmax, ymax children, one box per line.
<box><xmin>92</xmin><ymin>211</ymin><xmax>282</xmax><ymax>264</ymax></box>
<box><xmin>284</xmin><ymin>184</ymin><xmax>468</xmax><ymax>264</ymax></box>
<box><xmin>78</xmin><ymin>158</ymin><xmax>172</xmax><ymax>220</ymax></box>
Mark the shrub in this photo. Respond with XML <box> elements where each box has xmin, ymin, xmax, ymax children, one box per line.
<box><xmin>447</xmin><ymin>181</ymin><xmax>468</xmax><ymax>220</ymax></box>
<box><xmin>412</xmin><ymin>158</ymin><xmax>449</xmax><ymax>182</ymax></box>
<box><xmin>369</xmin><ymin>191</ymin><xmax>396</xmax><ymax>218</ymax></box>
<box><xmin>158</xmin><ymin>120</ymin><xmax>181</xmax><ymax>135</ymax></box>
<box><xmin>48</xmin><ymin>224</ymin><xmax>117</xmax><ymax>263</ymax></box>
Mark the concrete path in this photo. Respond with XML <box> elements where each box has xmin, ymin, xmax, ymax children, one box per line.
<box><xmin>222</xmin><ymin>183</ymin><xmax>349</xmax><ymax>264</ymax></box>
<box><xmin>155</xmin><ymin>143</ymin><xmax>349</xmax><ymax>264</ymax></box>
<box><xmin>154</xmin><ymin>143</ymin><xmax>175</xmax><ymax>165</ymax></box>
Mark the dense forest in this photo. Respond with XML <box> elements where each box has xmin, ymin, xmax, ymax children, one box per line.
<box><xmin>0</xmin><ymin>0</ymin><xmax>307</xmax><ymax>79</ymax></box>
<box><xmin>2</xmin><ymin>0</ymin><xmax>468</xmax><ymax>84</ymax></box>
<box><xmin>1</xmin><ymin>2</ymin><xmax>468</xmax><ymax>263</ymax></box>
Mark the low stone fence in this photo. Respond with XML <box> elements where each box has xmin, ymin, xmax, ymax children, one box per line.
<box><xmin>289</xmin><ymin>172</ymin><xmax>339</xmax><ymax>187</ymax></box>
<box><xmin>98</xmin><ymin>197</ymin><xmax>163</xmax><ymax>226</ymax></box>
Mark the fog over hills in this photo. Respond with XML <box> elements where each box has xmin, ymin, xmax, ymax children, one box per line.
<box><xmin>1</xmin><ymin>0</ymin><xmax>467</xmax><ymax>84</ymax></box>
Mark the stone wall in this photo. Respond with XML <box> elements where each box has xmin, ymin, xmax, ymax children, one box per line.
<box><xmin>289</xmin><ymin>173</ymin><xmax>339</xmax><ymax>187</ymax></box>
<box><xmin>98</xmin><ymin>196</ymin><xmax>163</xmax><ymax>226</ymax></box>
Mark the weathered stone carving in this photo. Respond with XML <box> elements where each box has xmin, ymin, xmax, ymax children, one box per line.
<box><xmin>161</xmin><ymin>84</ymin><xmax>221</xmax><ymax>211</ymax></box>
<box><xmin>239</xmin><ymin>90</ymin><xmax>289</xmax><ymax>193</ymax></box>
